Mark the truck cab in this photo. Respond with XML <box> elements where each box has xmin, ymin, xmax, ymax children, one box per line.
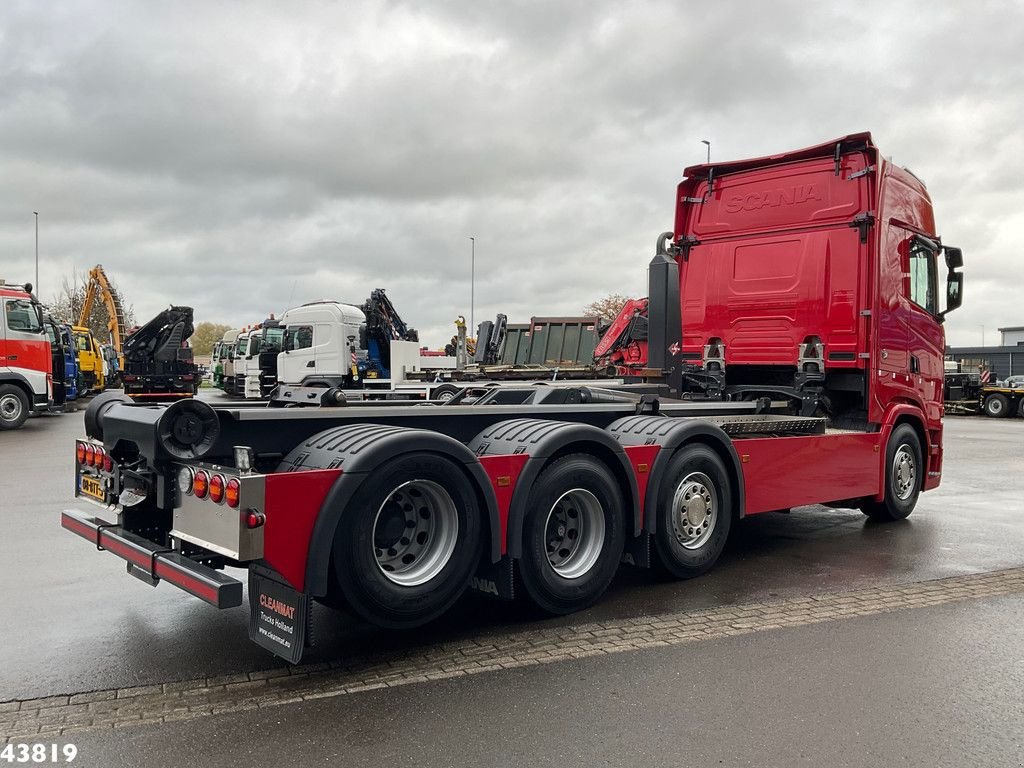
<box><xmin>1</xmin><ymin>280</ymin><xmax>51</xmax><ymax>429</ymax></box>
<box><xmin>277</xmin><ymin>301</ymin><xmax>366</xmax><ymax>389</ymax></box>
<box><xmin>241</xmin><ymin>319</ymin><xmax>285</xmax><ymax>399</ymax></box>
<box><xmin>218</xmin><ymin>329</ymin><xmax>241</xmax><ymax>393</ymax></box>
<box><xmin>44</xmin><ymin>315</ymin><xmax>79</xmax><ymax>407</ymax></box>
<box><xmin>72</xmin><ymin>326</ymin><xmax>105</xmax><ymax>394</ymax></box>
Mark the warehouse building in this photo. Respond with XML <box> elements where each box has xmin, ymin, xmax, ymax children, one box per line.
<box><xmin>947</xmin><ymin>327</ymin><xmax>1024</xmax><ymax>381</ymax></box>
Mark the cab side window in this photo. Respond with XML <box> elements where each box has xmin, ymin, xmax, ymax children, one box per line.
<box><xmin>284</xmin><ymin>325</ymin><xmax>314</xmax><ymax>351</ymax></box>
<box><xmin>908</xmin><ymin>239</ymin><xmax>937</xmax><ymax>315</ymax></box>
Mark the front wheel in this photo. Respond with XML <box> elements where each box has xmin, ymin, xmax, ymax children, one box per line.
<box><xmin>518</xmin><ymin>454</ymin><xmax>625</xmax><ymax>615</ymax></box>
<box><xmin>861</xmin><ymin>423</ymin><xmax>922</xmax><ymax>522</ymax></box>
<box><xmin>652</xmin><ymin>444</ymin><xmax>733</xmax><ymax>579</ymax></box>
<box><xmin>331</xmin><ymin>453</ymin><xmax>482</xmax><ymax>628</ymax></box>
<box><xmin>0</xmin><ymin>385</ymin><xmax>30</xmax><ymax>430</ymax></box>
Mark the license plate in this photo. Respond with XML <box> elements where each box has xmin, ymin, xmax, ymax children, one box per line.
<box><xmin>79</xmin><ymin>475</ymin><xmax>106</xmax><ymax>502</ymax></box>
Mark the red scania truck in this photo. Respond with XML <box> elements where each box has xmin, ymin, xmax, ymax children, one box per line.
<box><xmin>63</xmin><ymin>133</ymin><xmax>964</xmax><ymax>662</ymax></box>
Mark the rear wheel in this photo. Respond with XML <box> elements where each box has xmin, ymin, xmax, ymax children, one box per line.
<box><xmin>983</xmin><ymin>394</ymin><xmax>1009</xmax><ymax>418</ymax></box>
<box><xmin>0</xmin><ymin>385</ymin><xmax>30</xmax><ymax>430</ymax></box>
<box><xmin>861</xmin><ymin>423</ymin><xmax>922</xmax><ymax>522</ymax></box>
<box><xmin>518</xmin><ymin>454</ymin><xmax>625</xmax><ymax>615</ymax></box>
<box><xmin>1017</xmin><ymin>398</ymin><xmax>1024</xmax><ymax>419</ymax></box>
<box><xmin>331</xmin><ymin>453</ymin><xmax>482</xmax><ymax>628</ymax></box>
<box><xmin>652</xmin><ymin>445</ymin><xmax>732</xmax><ymax>579</ymax></box>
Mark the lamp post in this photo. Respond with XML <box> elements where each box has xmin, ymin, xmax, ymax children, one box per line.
<box><xmin>701</xmin><ymin>140</ymin><xmax>711</xmax><ymax>164</ymax></box>
<box><xmin>467</xmin><ymin>236</ymin><xmax>475</xmax><ymax>334</ymax></box>
<box><xmin>33</xmin><ymin>211</ymin><xmax>39</xmax><ymax>294</ymax></box>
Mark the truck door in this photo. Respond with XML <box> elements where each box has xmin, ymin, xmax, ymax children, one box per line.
<box><xmin>905</xmin><ymin>237</ymin><xmax>945</xmax><ymax>423</ymax></box>
<box><xmin>280</xmin><ymin>324</ymin><xmax>314</xmax><ymax>384</ymax></box>
<box><xmin>314</xmin><ymin>322</ymin><xmax>342</xmax><ymax>378</ymax></box>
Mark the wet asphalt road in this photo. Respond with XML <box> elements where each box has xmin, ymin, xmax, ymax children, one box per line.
<box><xmin>1</xmin><ymin>396</ymin><xmax>1022</xmax><ymax>703</ymax></box>
<box><xmin>63</xmin><ymin>595</ymin><xmax>1024</xmax><ymax>768</ymax></box>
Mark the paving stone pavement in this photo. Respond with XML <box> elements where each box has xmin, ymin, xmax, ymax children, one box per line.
<box><xmin>4</xmin><ymin>566</ymin><xmax>1023</xmax><ymax>743</ymax></box>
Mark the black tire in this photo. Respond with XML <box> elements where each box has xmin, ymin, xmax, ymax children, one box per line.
<box><xmin>331</xmin><ymin>453</ymin><xmax>482</xmax><ymax>628</ymax></box>
<box><xmin>652</xmin><ymin>444</ymin><xmax>733</xmax><ymax>579</ymax></box>
<box><xmin>430</xmin><ymin>384</ymin><xmax>460</xmax><ymax>402</ymax></box>
<box><xmin>518</xmin><ymin>454</ymin><xmax>626</xmax><ymax>615</ymax></box>
<box><xmin>1017</xmin><ymin>397</ymin><xmax>1024</xmax><ymax>419</ymax></box>
<box><xmin>0</xmin><ymin>384</ymin><xmax>30</xmax><ymax>431</ymax></box>
<box><xmin>983</xmin><ymin>394</ymin><xmax>1009</xmax><ymax>418</ymax></box>
<box><xmin>861</xmin><ymin>423</ymin><xmax>922</xmax><ymax>522</ymax></box>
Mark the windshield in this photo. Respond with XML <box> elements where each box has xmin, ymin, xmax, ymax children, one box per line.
<box><xmin>4</xmin><ymin>299</ymin><xmax>43</xmax><ymax>333</ymax></box>
<box><xmin>264</xmin><ymin>327</ymin><xmax>285</xmax><ymax>351</ymax></box>
<box><xmin>236</xmin><ymin>338</ymin><xmax>249</xmax><ymax>356</ymax></box>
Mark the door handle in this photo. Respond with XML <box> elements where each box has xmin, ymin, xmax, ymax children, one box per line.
<box><xmin>306</xmin><ymin>360</ymin><xmax>315</xmax><ymax>367</ymax></box>
<box><xmin>881</xmin><ymin>349</ymin><xmax>888</xmax><ymax>360</ymax></box>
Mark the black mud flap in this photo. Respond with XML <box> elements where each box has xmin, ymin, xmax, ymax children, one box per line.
<box><xmin>470</xmin><ymin>556</ymin><xmax>514</xmax><ymax>601</ymax></box>
<box><xmin>622</xmin><ymin>532</ymin><xmax>651</xmax><ymax>569</ymax></box>
<box><xmin>248</xmin><ymin>568</ymin><xmax>311</xmax><ymax>664</ymax></box>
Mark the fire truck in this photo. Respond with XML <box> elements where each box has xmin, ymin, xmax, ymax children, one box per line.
<box><xmin>0</xmin><ymin>280</ymin><xmax>51</xmax><ymax>430</ymax></box>
<box><xmin>63</xmin><ymin>133</ymin><xmax>964</xmax><ymax>662</ymax></box>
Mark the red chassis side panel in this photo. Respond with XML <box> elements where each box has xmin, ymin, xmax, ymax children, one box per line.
<box><xmin>477</xmin><ymin>454</ymin><xmax>529</xmax><ymax>555</ymax></box>
<box><xmin>738</xmin><ymin>432</ymin><xmax>882</xmax><ymax>515</ymax></box>
<box><xmin>263</xmin><ymin>468</ymin><xmax>342</xmax><ymax>591</ymax></box>
<box><xmin>622</xmin><ymin>444</ymin><xmax>661</xmax><ymax>527</ymax></box>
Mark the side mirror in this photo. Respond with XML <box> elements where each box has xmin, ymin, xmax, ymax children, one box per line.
<box><xmin>940</xmin><ymin>272</ymin><xmax>963</xmax><ymax>318</ymax></box>
<box><xmin>943</xmin><ymin>245</ymin><xmax>963</xmax><ymax>270</ymax></box>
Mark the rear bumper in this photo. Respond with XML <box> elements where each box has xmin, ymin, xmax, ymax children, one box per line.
<box><xmin>61</xmin><ymin>509</ymin><xmax>243</xmax><ymax>609</ymax></box>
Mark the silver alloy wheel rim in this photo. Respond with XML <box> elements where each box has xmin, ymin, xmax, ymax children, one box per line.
<box><xmin>0</xmin><ymin>393</ymin><xmax>22</xmax><ymax>423</ymax></box>
<box><xmin>892</xmin><ymin>445</ymin><xmax>916</xmax><ymax>500</ymax></box>
<box><xmin>988</xmin><ymin>398</ymin><xmax>1003</xmax><ymax>415</ymax></box>
<box><xmin>544</xmin><ymin>488</ymin><xmax>605</xmax><ymax>580</ymax></box>
<box><xmin>372</xmin><ymin>480</ymin><xmax>459</xmax><ymax>587</ymax></box>
<box><xmin>670</xmin><ymin>472</ymin><xmax>717</xmax><ymax>550</ymax></box>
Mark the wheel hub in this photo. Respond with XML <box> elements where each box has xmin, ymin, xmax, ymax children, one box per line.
<box><xmin>372</xmin><ymin>480</ymin><xmax>459</xmax><ymax>587</ymax></box>
<box><xmin>893</xmin><ymin>447</ymin><xmax>916</xmax><ymax>500</ymax></box>
<box><xmin>670</xmin><ymin>472</ymin><xmax>717</xmax><ymax>550</ymax></box>
<box><xmin>0</xmin><ymin>394</ymin><xmax>22</xmax><ymax>420</ymax></box>
<box><xmin>544</xmin><ymin>488</ymin><xmax>605</xmax><ymax>580</ymax></box>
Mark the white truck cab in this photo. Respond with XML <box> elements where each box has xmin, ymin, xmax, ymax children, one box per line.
<box><xmin>241</xmin><ymin>323</ymin><xmax>285</xmax><ymax>399</ymax></box>
<box><xmin>278</xmin><ymin>301</ymin><xmax>366</xmax><ymax>388</ymax></box>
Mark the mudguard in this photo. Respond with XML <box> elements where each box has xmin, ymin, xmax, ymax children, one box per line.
<box><xmin>279</xmin><ymin>423</ymin><xmax>502</xmax><ymax>599</ymax></box>
<box><xmin>468</xmin><ymin>418</ymin><xmax>640</xmax><ymax>559</ymax></box>
<box><xmin>607</xmin><ymin>415</ymin><xmax>746</xmax><ymax>530</ymax></box>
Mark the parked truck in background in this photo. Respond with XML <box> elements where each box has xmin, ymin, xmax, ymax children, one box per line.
<box><xmin>44</xmin><ymin>315</ymin><xmax>78</xmax><ymax>407</ymax></box>
<box><xmin>217</xmin><ymin>328</ymin><xmax>241</xmax><ymax>394</ymax></box>
<box><xmin>64</xmin><ymin>133</ymin><xmax>964</xmax><ymax>664</ymax></box>
<box><xmin>121</xmin><ymin>306</ymin><xmax>200</xmax><ymax>399</ymax></box>
<box><xmin>72</xmin><ymin>326</ymin><xmax>106</xmax><ymax>394</ymax></box>
<box><xmin>0</xmin><ymin>280</ymin><xmax>51</xmax><ymax>430</ymax></box>
<box><xmin>240</xmin><ymin>318</ymin><xmax>284</xmax><ymax>400</ymax></box>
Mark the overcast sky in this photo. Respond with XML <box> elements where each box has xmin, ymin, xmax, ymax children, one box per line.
<box><xmin>2</xmin><ymin>1</ymin><xmax>1022</xmax><ymax>348</ymax></box>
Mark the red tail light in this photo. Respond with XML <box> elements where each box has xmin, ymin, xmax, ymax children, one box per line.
<box><xmin>193</xmin><ymin>470</ymin><xmax>209</xmax><ymax>499</ymax></box>
<box><xmin>76</xmin><ymin>441</ymin><xmax>86</xmax><ymax>464</ymax></box>
<box><xmin>103</xmin><ymin>452</ymin><xmax>114</xmax><ymax>472</ymax></box>
<box><xmin>209</xmin><ymin>474</ymin><xmax>226</xmax><ymax>504</ymax></box>
<box><xmin>245</xmin><ymin>510</ymin><xmax>266</xmax><ymax>529</ymax></box>
<box><xmin>85</xmin><ymin>444</ymin><xmax>96</xmax><ymax>466</ymax></box>
<box><xmin>92</xmin><ymin>446</ymin><xmax>104</xmax><ymax>467</ymax></box>
<box><xmin>225</xmin><ymin>478</ymin><xmax>241</xmax><ymax>508</ymax></box>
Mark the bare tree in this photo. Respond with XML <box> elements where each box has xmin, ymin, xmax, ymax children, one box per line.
<box><xmin>583</xmin><ymin>293</ymin><xmax>631</xmax><ymax>324</ymax></box>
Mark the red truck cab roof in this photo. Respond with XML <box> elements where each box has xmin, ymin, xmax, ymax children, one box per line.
<box><xmin>672</xmin><ymin>132</ymin><xmax>939</xmax><ymax>375</ymax></box>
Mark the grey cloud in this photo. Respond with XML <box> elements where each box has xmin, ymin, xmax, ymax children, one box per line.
<box><xmin>1</xmin><ymin>0</ymin><xmax>1022</xmax><ymax>349</ymax></box>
